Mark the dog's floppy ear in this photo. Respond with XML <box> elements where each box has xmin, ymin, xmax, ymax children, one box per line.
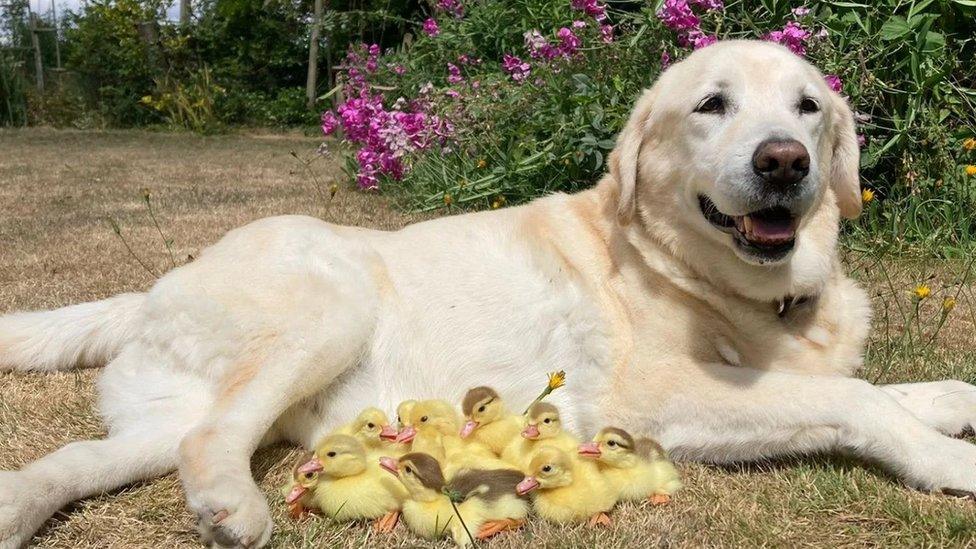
<box><xmin>829</xmin><ymin>93</ymin><xmax>862</xmax><ymax>219</ymax></box>
<box><xmin>609</xmin><ymin>88</ymin><xmax>656</xmax><ymax>224</ymax></box>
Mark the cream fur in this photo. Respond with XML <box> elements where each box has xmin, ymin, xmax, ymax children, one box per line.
<box><xmin>2</xmin><ymin>41</ymin><xmax>976</xmax><ymax>548</ymax></box>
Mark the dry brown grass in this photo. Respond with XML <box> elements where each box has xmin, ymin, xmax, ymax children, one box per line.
<box><xmin>1</xmin><ymin>128</ymin><xmax>975</xmax><ymax>548</ymax></box>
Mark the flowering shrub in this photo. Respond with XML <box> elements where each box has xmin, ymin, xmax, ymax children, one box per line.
<box><xmin>319</xmin><ymin>0</ymin><xmax>976</xmax><ymax>249</ymax></box>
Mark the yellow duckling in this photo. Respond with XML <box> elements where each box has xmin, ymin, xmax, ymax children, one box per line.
<box><xmin>459</xmin><ymin>386</ymin><xmax>522</xmax><ymax>455</ymax></box>
<box><xmin>381</xmin><ymin>452</ymin><xmax>528</xmax><ymax>545</ymax></box>
<box><xmin>398</xmin><ymin>399</ymin><xmax>510</xmax><ymax>475</ymax></box>
<box><xmin>282</xmin><ymin>451</ymin><xmax>320</xmax><ymax>519</ymax></box>
<box><xmin>516</xmin><ymin>446</ymin><xmax>617</xmax><ymax>526</ymax></box>
<box><xmin>334</xmin><ymin>406</ymin><xmax>399</xmax><ymax>453</ymax></box>
<box><xmin>578</xmin><ymin>427</ymin><xmax>682</xmax><ymax>505</ymax></box>
<box><xmin>297</xmin><ymin>434</ymin><xmax>407</xmax><ymax>531</ymax></box>
<box><xmin>501</xmin><ymin>402</ymin><xmax>579</xmax><ymax>471</ymax></box>
<box><xmin>396</xmin><ymin>399</ymin><xmax>418</xmax><ymax>430</ymax></box>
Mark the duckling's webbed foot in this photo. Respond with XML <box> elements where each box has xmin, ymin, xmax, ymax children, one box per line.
<box><xmin>587</xmin><ymin>512</ymin><xmax>612</xmax><ymax>527</ymax></box>
<box><xmin>475</xmin><ymin>518</ymin><xmax>525</xmax><ymax>539</ymax></box>
<box><xmin>648</xmin><ymin>493</ymin><xmax>672</xmax><ymax>506</ymax></box>
<box><xmin>372</xmin><ymin>510</ymin><xmax>400</xmax><ymax>533</ymax></box>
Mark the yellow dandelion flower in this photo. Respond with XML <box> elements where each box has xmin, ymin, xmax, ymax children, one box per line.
<box><xmin>942</xmin><ymin>296</ymin><xmax>956</xmax><ymax>313</ymax></box>
<box><xmin>861</xmin><ymin>188</ymin><xmax>875</xmax><ymax>204</ymax></box>
<box><xmin>491</xmin><ymin>196</ymin><xmax>506</xmax><ymax>209</ymax></box>
<box><xmin>443</xmin><ymin>193</ymin><xmax>454</xmax><ymax>206</ymax></box>
<box><xmin>476</xmin><ymin>159</ymin><xmax>487</xmax><ymax>169</ymax></box>
<box><xmin>139</xmin><ymin>95</ymin><xmax>154</xmax><ymax>105</ymax></box>
<box><xmin>547</xmin><ymin>370</ymin><xmax>566</xmax><ymax>390</ymax></box>
<box><xmin>914</xmin><ymin>284</ymin><xmax>931</xmax><ymax>300</ymax></box>
<box><xmin>329</xmin><ymin>183</ymin><xmax>339</xmax><ymax>199</ymax></box>
<box><xmin>964</xmin><ymin>138</ymin><xmax>976</xmax><ymax>151</ymax></box>
<box><xmin>965</xmin><ymin>165</ymin><xmax>976</xmax><ymax>177</ymax></box>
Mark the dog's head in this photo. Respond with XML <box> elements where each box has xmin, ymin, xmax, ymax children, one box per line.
<box><xmin>611</xmin><ymin>40</ymin><xmax>860</xmax><ymax>299</ymax></box>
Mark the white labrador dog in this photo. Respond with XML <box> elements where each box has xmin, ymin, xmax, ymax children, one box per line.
<box><xmin>2</xmin><ymin>40</ymin><xmax>975</xmax><ymax>548</ymax></box>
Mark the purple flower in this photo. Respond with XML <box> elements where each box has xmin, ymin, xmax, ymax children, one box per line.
<box><xmin>765</xmin><ymin>21</ymin><xmax>811</xmax><ymax>56</ymax></box>
<box><xmin>436</xmin><ymin>0</ymin><xmax>464</xmax><ymax>17</ymax></box>
<box><xmin>321</xmin><ymin>111</ymin><xmax>340</xmax><ymax>135</ymax></box>
<box><xmin>690</xmin><ymin>0</ymin><xmax>723</xmax><ymax>9</ymax></box>
<box><xmin>571</xmin><ymin>0</ymin><xmax>607</xmax><ymax>22</ymax></box>
<box><xmin>392</xmin><ymin>64</ymin><xmax>406</xmax><ymax>75</ymax></box>
<box><xmin>792</xmin><ymin>6</ymin><xmax>811</xmax><ymax>17</ymax></box>
<box><xmin>447</xmin><ymin>63</ymin><xmax>463</xmax><ymax>84</ymax></box>
<box><xmin>857</xmin><ymin>134</ymin><xmax>866</xmax><ymax>147</ymax></box>
<box><xmin>600</xmin><ymin>24</ymin><xmax>614</xmax><ymax>43</ymax></box>
<box><xmin>524</xmin><ymin>30</ymin><xmax>558</xmax><ymax>60</ymax></box>
<box><xmin>661</xmin><ymin>50</ymin><xmax>672</xmax><ymax>68</ymax></box>
<box><xmin>572</xmin><ymin>20</ymin><xmax>587</xmax><ymax>29</ymax></box>
<box><xmin>502</xmin><ymin>54</ymin><xmax>531</xmax><ymax>82</ymax></box>
<box><xmin>422</xmin><ymin>18</ymin><xmax>440</xmax><ymax>37</ymax></box>
<box><xmin>824</xmin><ymin>74</ymin><xmax>842</xmax><ymax>93</ymax></box>
<box><xmin>368</xmin><ymin>44</ymin><xmax>380</xmax><ymax>57</ymax></box>
<box><xmin>556</xmin><ymin>27</ymin><xmax>582</xmax><ymax>56</ymax></box>
<box><xmin>688</xmin><ymin>30</ymin><xmax>717</xmax><ymax>49</ymax></box>
<box><xmin>657</xmin><ymin>0</ymin><xmax>699</xmax><ymax>31</ymax></box>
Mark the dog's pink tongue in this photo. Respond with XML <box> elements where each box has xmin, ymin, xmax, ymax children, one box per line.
<box><xmin>743</xmin><ymin>215</ymin><xmax>795</xmax><ymax>243</ymax></box>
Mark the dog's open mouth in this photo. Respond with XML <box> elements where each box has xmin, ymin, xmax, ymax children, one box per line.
<box><xmin>698</xmin><ymin>195</ymin><xmax>798</xmax><ymax>261</ymax></box>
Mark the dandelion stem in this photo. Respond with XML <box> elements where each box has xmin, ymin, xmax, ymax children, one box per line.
<box><xmin>143</xmin><ymin>191</ymin><xmax>177</xmax><ymax>269</ymax></box>
<box><xmin>106</xmin><ymin>217</ymin><xmax>159</xmax><ymax>279</ymax></box>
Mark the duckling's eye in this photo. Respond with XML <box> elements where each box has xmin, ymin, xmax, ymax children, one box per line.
<box><xmin>396</xmin><ymin>416</ymin><xmax>401</xmax><ymax>423</ymax></box>
<box><xmin>304</xmin><ymin>472</ymin><xmax>314</xmax><ymax>480</ymax></box>
<box><xmin>607</xmin><ymin>440</ymin><xmax>617</xmax><ymax>447</ymax></box>
<box><xmin>543</xmin><ymin>418</ymin><xmax>551</xmax><ymax>424</ymax></box>
<box><xmin>542</xmin><ymin>465</ymin><xmax>552</xmax><ymax>473</ymax></box>
<box><xmin>405</xmin><ymin>466</ymin><xmax>413</xmax><ymax>474</ymax></box>
<box><xmin>421</xmin><ymin>416</ymin><xmax>428</xmax><ymax>422</ymax></box>
<box><xmin>367</xmin><ymin>422</ymin><xmax>375</xmax><ymax>429</ymax></box>
<box><xmin>478</xmin><ymin>405</ymin><xmax>486</xmax><ymax>413</ymax></box>
<box><xmin>326</xmin><ymin>451</ymin><xmax>336</xmax><ymax>458</ymax></box>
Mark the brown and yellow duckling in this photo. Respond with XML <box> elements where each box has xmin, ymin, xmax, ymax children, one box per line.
<box><xmin>578</xmin><ymin>427</ymin><xmax>682</xmax><ymax>505</ymax></box>
<box><xmin>459</xmin><ymin>386</ymin><xmax>523</xmax><ymax>455</ymax></box>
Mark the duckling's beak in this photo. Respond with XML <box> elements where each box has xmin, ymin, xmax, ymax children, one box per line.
<box><xmin>297</xmin><ymin>458</ymin><xmax>323</xmax><ymax>475</ymax></box>
<box><xmin>516</xmin><ymin>476</ymin><xmax>540</xmax><ymax>496</ymax></box>
<box><xmin>285</xmin><ymin>484</ymin><xmax>307</xmax><ymax>504</ymax></box>
<box><xmin>379</xmin><ymin>456</ymin><xmax>399</xmax><ymax>476</ymax></box>
<box><xmin>459</xmin><ymin>420</ymin><xmax>479</xmax><ymax>438</ymax></box>
<box><xmin>521</xmin><ymin>423</ymin><xmax>540</xmax><ymax>439</ymax></box>
<box><xmin>396</xmin><ymin>426</ymin><xmax>417</xmax><ymax>444</ymax></box>
<box><xmin>379</xmin><ymin>425</ymin><xmax>399</xmax><ymax>441</ymax></box>
<box><xmin>578</xmin><ymin>441</ymin><xmax>602</xmax><ymax>458</ymax></box>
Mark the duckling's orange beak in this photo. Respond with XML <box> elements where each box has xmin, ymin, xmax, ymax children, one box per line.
<box><xmin>578</xmin><ymin>441</ymin><xmax>602</xmax><ymax>458</ymax></box>
<box><xmin>285</xmin><ymin>484</ymin><xmax>307</xmax><ymax>504</ymax></box>
<box><xmin>459</xmin><ymin>420</ymin><xmax>479</xmax><ymax>438</ymax></box>
<box><xmin>379</xmin><ymin>424</ymin><xmax>398</xmax><ymax>441</ymax></box>
<box><xmin>379</xmin><ymin>456</ymin><xmax>399</xmax><ymax>476</ymax></box>
<box><xmin>396</xmin><ymin>426</ymin><xmax>417</xmax><ymax>444</ymax></box>
<box><xmin>516</xmin><ymin>476</ymin><xmax>540</xmax><ymax>496</ymax></box>
<box><xmin>521</xmin><ymin>423</ymin><xmax>540</xmax><ymax>439</ymax></box>
<box><xmin>297</xmin><ymin>458</ymin><xmax>323</xmax><ymax>475</ymax></box>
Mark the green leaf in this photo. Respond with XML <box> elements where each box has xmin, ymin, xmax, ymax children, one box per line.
<box><xmin>879</xmin><ymin>16</ymin><xmax>910</xmax><ymax>41</ymax></box>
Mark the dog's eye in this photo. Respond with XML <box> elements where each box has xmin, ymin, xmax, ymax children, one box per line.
<box><xmin>799</xmin><ymin>97</ymin><xmax>819</xmax><ymax>114</ymax></box>
<box><xmin>695</xmin><ymin>94</ymin><xmax>725</xmax><ymax>115</ymax></box>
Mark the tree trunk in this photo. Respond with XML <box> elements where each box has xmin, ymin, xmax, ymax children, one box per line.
<box><xmin>305</xmin><ymin>0</ymin><xmax>323</xmax><ymax>110</ymax></box>
<box><xmin>179</xmin><ymin>0</ymin><xmax>190</xmax><ymax>27</ymax></box>
<box><xmin>28</xmin><ymin>15</ymin><xmax>44</xmax><ymax>94</ymax></box>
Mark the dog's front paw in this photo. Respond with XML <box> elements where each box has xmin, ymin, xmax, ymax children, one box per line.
<box><xmin>187</xmin><ymin>475</ymin><xmax>273</xmax><ymax>549</ymax></box>
<box><xmin>0</xmin><ymin>471</ymin><xmax>49</xmax><ymax>549</ymax></box>
<box><xmin>916</xmin><ymin>437</ymin><xmax>976</xmax><ymax>499</ymax></box>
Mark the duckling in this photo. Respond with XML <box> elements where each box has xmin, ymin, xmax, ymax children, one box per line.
<box><xmin>501</xmin><ymin>402</ymin><xmax>579</xmax><ymax>471</ymax></box>
<box><xmin>335</xmin><ymin>406</ymin><xmax>399</xmax><ymax>453</ymax></box>
<box><xmin>515</xmin><ymin>446</ymin><xmax>617</xmax><ymax>526</ymax></box>
<box><xmin>398</xmin><ymin>399</ymin><xmax>509</xmax><ymax>475</ymax></box>
<box><xmin>459</xmin><ymin>386</ymin><xmax>522</xmax><ymax>455</ymax></box>
<box><xmin>282</xmin><ymin>451</ymin><xmax>320</xmax><ymax>519</ymax></box>
<box><xmin>381</xmin><ymin>452</ymin><xmax>528</xmax><ymax>545</ymax></box>
<box><xmin>396</xmin><ymin>399</ymin><xmax>418</xmax><ymax>430</ymax></box>
<box><xmin>297</xmin><ymin>434</ymin><xmax>407</xmax><ymax>531</ymax></box>
<box><xmin>578</xmin><ymin>427</ymin><xmax>682</xmax><ymax>505</ymax></box>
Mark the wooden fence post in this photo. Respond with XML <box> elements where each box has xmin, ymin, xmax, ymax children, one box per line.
<box><xmin>305</xmin><ymin>0</ymin><xmax>322</xmax><ymax>110</ymax></box>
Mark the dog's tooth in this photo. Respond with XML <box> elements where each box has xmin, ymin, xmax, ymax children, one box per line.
<box><xmin>743</xmin><ymin>215</ymin><xmax>753</xmax><ymax>238</ymax></box>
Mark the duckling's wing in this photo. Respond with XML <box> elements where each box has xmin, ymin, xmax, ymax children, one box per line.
<box><xmin>449</xmin><ymin>468</ymin><xmax>527</xmax><ymax>502</ymax></box>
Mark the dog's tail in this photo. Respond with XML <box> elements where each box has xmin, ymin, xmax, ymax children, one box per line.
<box><xmin>0</xmin><ymin>293</ymin><xmax>145</xmax><ymax>372</ymax></box>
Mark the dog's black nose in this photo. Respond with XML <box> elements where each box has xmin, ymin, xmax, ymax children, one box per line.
<box><xmin>752</xmin><ymin>138</ymin><xmax>810</xmax><ymax>188</ymax></box>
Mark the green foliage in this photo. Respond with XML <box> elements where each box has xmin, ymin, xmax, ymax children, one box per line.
<box><xmin>0</xmin><ymin>52</ymin><xmax>28</xmax><ymax>126</ymax></box>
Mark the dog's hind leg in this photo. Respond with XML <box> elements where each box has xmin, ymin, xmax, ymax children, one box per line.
<box><xmin>0</xmin><ymin>428</ymin><xmax>180</xmax><ymax>548</ymax></box>
<box><xmin>881</xmin><ymin>380</ymin><xmax>976</xmax><ymax>437</ymax></box>
<box><xmin>177</xmin><ymin>300</ymin><xmax>375</xmax><ymax>548</ymax></box>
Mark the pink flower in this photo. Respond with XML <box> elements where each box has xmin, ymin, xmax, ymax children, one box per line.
<box><xmin>447</xmin><ymin>63</ymin><xmax>463</xmax><ymax>84</ymax></box>
<box><xmin>824</xmin><ymin>74</ymin><xmax>842</xmax><ymax>93</ymax></box>
<box><xmin>765</xmin><ymin>21</ymin><xmax>811</xmax><ymax>56</ymax></box>
<box><xmin>321</xmin><ymin>111</ymin><xmax>340</xmax><ymax>135</ymax></box>
<box><xmin>525</xmin><ymin>30</ymin><xmax>558</xmax><ymax>60</ymax></box>
<box><xmin>572</xmin><ymin>20</ymin><xmax>587</xmax><ymax>29</ymax></box>
<box><xmin>571</xmin><ymin>0</ymin><xmax>607</xmax><ymax>22</ymax></box>
<box><xmin>792</xmin><ymin>6</ymin><xmax>810</xmax><ymax>17</ymax></box>
<box><xmin>661</xmin><ymin>50</ymin><xmax>672</xmax><ymax>68</ymax></box>
<box><xmin>392</xmin><ymin>64</ymin><xmax>406</xmax><ymax>75</ymax></box>
<box><xmin>687</xmin><ymin>30</ymin><xmax>717</xmax><ymax>49</ymax></box>
<box><xmin>445</xmin><ymin>89</ymin><xmax>460</xmax><ymax>98</ymax></box>
<box><xmin>556</xmin><ymin>27</ymin><xmax>582</xmax><ymax>56</ymax></box>
<box><xmin>502</xmin><ymin>54</ymin><xmax>531</xmax><ymax>82</ymax></box>
<box><xmin>436</xmin><ymin>0</ymin><xmax>464</xmax><ymax>17</ymax></box>
<box><xmin>600</xmin><ymin>24</ymin><xmax>614</xmax><ymax>43</ymax></box>
<box><xmin>658</xmin><ymin>0</ymin><xmax>699</xmax><ymax>31</ymax></box>
<box><xmin>422</xmin><ymin>18</ymin><xmax>440</xmax><ymax>37</ymax></box>
<box><xmin>857</xmin><ymin>134</ymin><xmax>866</xmax><ymax>147</ymax></box>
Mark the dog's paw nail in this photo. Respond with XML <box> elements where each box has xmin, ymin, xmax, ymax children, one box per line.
<box><xmin>941</xmin><ymin>487</ymin><xmax>976</xmax><ymax>500</ymax></box>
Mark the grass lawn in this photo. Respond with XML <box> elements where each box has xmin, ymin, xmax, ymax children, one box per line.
<box><xmin>1</xmin><ymin>128</ymin><xmax>974</xmax><ymax>548</ymax></box>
